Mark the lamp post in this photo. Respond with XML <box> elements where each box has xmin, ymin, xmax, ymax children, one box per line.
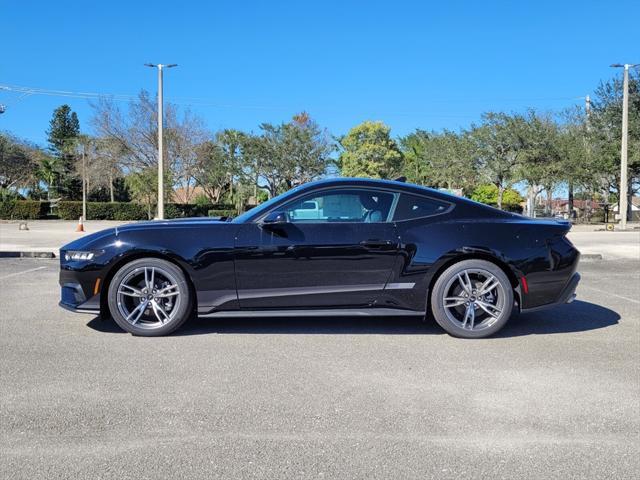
<box><xmin>82</xmin><ymin>143</ymin><xmax>86</xmax><ymax>222</ymax></box>
<box><xmin>144</xmin><ymin>63</ymin><xmax>178</xmax><ymax>220</ymax></box>
<box><xmin>610</xmin><ymin>63</ymin><xmax>638</xmax><ymax>230</ymax></box>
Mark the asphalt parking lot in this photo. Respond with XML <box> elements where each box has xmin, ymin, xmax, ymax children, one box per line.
<box><xmin>1</xmin><ymin>256</ymin><xmax>639</xmax><ymax>479</ymax></box>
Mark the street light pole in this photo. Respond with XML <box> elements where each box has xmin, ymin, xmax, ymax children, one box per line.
<box><xmin>82</xmin><ymin>144</ymin><xmax>86</xmax><ymax>222</ymax></box>
<box><xmin>144</xmin><ymin>63</ymin><xmax>178</xmax><ymax>220</ymax></box>
<box><xmin>611</xmin><ymin>63</ymin><xmax>638</xmax><ymax>230</ymax></box>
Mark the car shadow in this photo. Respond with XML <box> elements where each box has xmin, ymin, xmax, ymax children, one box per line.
<box><xmin>86</xmin><ymin>300</ymin><xmax>619</xmax><ymax>337</ymax></box>
<box><xmin>496</xmin><ymin>300</ymin><xmax>620</xmax><ymax>338</ymax></box>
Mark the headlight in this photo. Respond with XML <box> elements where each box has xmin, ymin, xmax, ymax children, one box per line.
<box><xmin>64</xmin><ymin>250</ymin><xmax>101</xmax><ymax>261</ymax></box>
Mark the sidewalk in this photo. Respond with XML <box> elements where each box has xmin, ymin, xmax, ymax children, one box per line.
<box><xmin>1</xmin><ymin>219</ymin><xmax>639</xmax><ymax>260</ymax></box>
<box><xmin>0</xmin><ymin>220</ymin><xmax>129</xmax><ymax>257</ymax></box>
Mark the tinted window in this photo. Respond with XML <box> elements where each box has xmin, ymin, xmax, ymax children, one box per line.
<box><xmin>392</xmin><ymin>194</ymin><xmax>449</xmax><ymax>221</ymax></box>
<box><xmin>282</xmin><ymin>189</ymin><xmax>395</xmax><ymax>223</ymax></box>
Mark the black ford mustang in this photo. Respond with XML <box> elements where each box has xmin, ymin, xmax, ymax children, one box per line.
<box><xmin>59</xmin><ymin>178</ymin><xmax>580</xmax><ymax>338</ymax></box>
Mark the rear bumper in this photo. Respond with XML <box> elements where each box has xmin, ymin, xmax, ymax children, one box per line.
<box><xmin>557</xmin><ymin>272</ymin><xmax>580</xmax><ymax>305</ymax></box>
<box><xmin>521</xmin><ymin>272</ymin><xmax>580</xmax><ymax>313</ymax></box>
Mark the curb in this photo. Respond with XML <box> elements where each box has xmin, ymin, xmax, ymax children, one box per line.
<box><xmin>581</xmin><ymin>253</ymin><xmax>603</xmax><ymax>260</ymax></box>
<box><xmin>0</xmin><ymin>251</ymin><xmax>56</xmax><ymax>259</ymax></box>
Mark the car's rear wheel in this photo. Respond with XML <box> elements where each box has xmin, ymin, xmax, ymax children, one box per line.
<box><xmin>430</xmin><ymin>259</ymin><xmax>514</xmax><ymax>338</ymax></box>
<box><xmin>107</xmin><ymin>258</ymin><xmax>192</xmax><ymax>336</ymax></box>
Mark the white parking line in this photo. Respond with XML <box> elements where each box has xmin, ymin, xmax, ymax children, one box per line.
<box><xmin>579</xmin><ymin>285</ymin><xmax>640</xmax><ymax>305</ymax></box>
<box><xmin>0</xmin><ymin>266</ymin><xmax>48</xmax><ymax>280</ymax></box>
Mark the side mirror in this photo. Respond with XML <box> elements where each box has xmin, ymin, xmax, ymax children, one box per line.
<box><xmin>262</xmin><ymin>210</ymin><xmax>288</xmax><ymax>225</ymax></box>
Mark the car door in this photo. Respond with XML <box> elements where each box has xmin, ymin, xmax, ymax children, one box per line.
<box><xmin>234</xmin><ymin>187</ymin><xmax>400</xmax><ymax>309</ymax></box>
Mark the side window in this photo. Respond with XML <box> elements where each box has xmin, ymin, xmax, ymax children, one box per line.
<box><xmin>392</xmin><ymin>193</ymin><xmax>450</xmax><ymax>221</ymax></box>
<box><xmin>282</xmin><ymin>189</ymin><xmax>395</xmax><ymax>223</ymax></box>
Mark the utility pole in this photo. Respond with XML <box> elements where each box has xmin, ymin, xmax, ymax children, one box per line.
<box><xmin>144</xmin><ymin>63</ymin><xmax>178</xmax><ymax>220</ymax></box>
<box><xmin>82</xmin><ymin>144</ymin><xmax>87</xmax><ymax>222</ymax></box>
<box><xmin>570</xmin><ymin>95</ymin><xmax>592</xmax><ymax>220</ymax></box>
<box><xmin>610</xmin><ymin>63</ymin><xmax>638</xmax><ymax>229</ymax></box>
<box><xmin>585</xmin><ymin>95</ymin><xmax>591</xmax><ymax>117</ymax></box>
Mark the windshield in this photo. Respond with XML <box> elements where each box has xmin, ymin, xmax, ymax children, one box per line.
<box><xmin>232</xmin><ymin>184</ymin><xmax>308</xmax><ymax>223</ymax></box>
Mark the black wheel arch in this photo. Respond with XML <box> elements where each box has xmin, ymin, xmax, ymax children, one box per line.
<box><xmin>99</xmin><ymin>251</ymin><xmax>197</xmax><ymax>318</ymax></box>
<box><xmin>425</xmin><ymin>251</ymin><xmax>522</xmax><ymax>317</ymax></box>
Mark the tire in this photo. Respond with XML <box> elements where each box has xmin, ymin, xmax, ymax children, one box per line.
<box><xmin>107</xmin><ymin>258</ymin><xmax>192</xmax><ymax>336</ymax></box>
<box><xmin>430</xmin><ymin>259</ymin><xmax>514</xmax><ymax>339</ymax></box>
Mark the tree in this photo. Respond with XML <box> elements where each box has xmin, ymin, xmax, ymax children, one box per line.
<box><xmin>512</xmin><ymin>111</ymin><xmax>563</xmax><ymax>216</ymax></box>
<box><xmin>468</xmin><ymin>113</ymin><xmax>526</xmax><ymax>210</ymax></box>
<box><xmin>588</xmin><ymin>71</ymin><xmax>640</xmax><ymax>220</ymax></box>
<box><xmin>339</xmin><ymin>121</ymin><xmax>402</xmax><ymax>179</ymax></box>
<box><xmin>47</xmin><ymin>105</ymin><xmax>81</xmax><ymax>199</ymax></box>
<box><xmin>557</xmin><ymin>107</ymin><xmax>591</xmax><ymax>216</ymax></box>
<box><xmin>471</xmin><ymin>184</ymin><xmax>523</xmax><ymax>211</ymax></box>
<box><xmin>37</xmin><ymin>156</ymin><xmax>63</xmax><ymax>200</ymax></box>
<box><xmin>68</xmin><ymin>135</ymin><xmax>123</xmax><ymax>206</ymax></box>
<box><xmin>193</xmin><ymin>129</ymin><xmax>245</xmax><ymax>203</ymax></box>
<box><xmin>400</xmin><ymin>129</ymin><xmax>477</xmax><ymax>193</ymax></box>
<box><xmin>0</xmin><ymin>133</ymin><xmax>39</xmax><ymax>192</ymax></box>
<box><xmin>283</xmin><ymin>112</ymin><xmax>336</xmax><ymax>188</ymax></box>
<box><xmin>399</xmin><ymin>129</ymin><xmax>437</xmax><ymax>186</ymax></box>
<box><xmin>92</xmin><ymin>91</ymin><xmax>208</xmax><ymax>208</ymax></box>
<box><xmin>126</xmin><ymin>168</ymin><xmax>158</xmax><ymax>219</ymax></box>
<box><xmin>93</xmin><ymin>137</ymin><xmax>127</xmax><ymax>202</ymax></box>
<box><xmin>242</xmin><ymin>113</ymin><xmax>335</xmax><ymax>198</ymax></box>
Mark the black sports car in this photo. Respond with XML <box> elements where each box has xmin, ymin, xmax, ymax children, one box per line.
<box><xmin>59</xmin><ymin>178</ymin><xmax>580</xmax><ymax>338</ymax></box>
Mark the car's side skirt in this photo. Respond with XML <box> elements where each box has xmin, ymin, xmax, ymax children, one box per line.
<box><xmin>199</xmin><ymin>308</ymin><xmax>424</xmax><ymax>318</ymax></box>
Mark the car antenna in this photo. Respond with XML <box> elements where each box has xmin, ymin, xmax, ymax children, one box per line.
<box><xmin>393</xmin><ymin>176</ymin><xmax>407</xmax><ymax>182</ymax></box>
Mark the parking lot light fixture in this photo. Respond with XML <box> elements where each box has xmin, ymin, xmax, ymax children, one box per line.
<box><xmin>610</xmin><ymin>63</ymin><xmax>639</xmax><ymax>230</ymax></box>
<box><xmin>144</xmin><ymin>63</ymin><xmax>178</xmax><ymax>220</ymax></box>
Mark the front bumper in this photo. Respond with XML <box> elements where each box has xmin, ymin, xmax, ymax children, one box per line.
<box><xmin>59</xmin><ymin>261</ymin><xmax>103</xmax><ymax>317</ymax></box>
<box><xmin>59</xmin><ymin>280</ymin><xmax>101</xmax><ymax>314</ymax></box>
<box><xmin>59</xmin><ymin>299</ymin><xmax>100</xmax><ymax>315</ymax></box>
<box><xmin>521</xmin><ymin>272</ymin><xmax>580</xmax><ymax>313</ymax></box>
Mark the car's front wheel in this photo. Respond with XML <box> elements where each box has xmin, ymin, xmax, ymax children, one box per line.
<box><xmin>430</xmin><ymin>259</ymin><xmax>514</xmax><ymax>338</ymax></box>
<box><xmin>107</xmin><ymin>258</ymin><xmax>192</xmax><ymax>336</ymax></box>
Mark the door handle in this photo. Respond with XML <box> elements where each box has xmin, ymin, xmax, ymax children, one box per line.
<box><xmin>360</xmin><ymin>239</ymin><xmax>394</xmax><ymax>248</ymax></box>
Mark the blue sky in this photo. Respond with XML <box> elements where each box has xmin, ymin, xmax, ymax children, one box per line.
<box><xmin>2</xmin><ymin>0</ymin><xmax>639</xmax><ymax>146</ymax></box>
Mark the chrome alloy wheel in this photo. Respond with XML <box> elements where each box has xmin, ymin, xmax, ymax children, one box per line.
<box><xmin>442</xmin><ymin>268</ymin><xmax>506</xmax><ymax>332</ymax></box>
<box><xmin>116</xmin><ymin>266</ymin><xmax>182</xmax><ymax>329</ymax></box>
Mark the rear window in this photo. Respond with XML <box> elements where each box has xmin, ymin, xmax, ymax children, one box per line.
<box><xmin>393</xmin><ymin>193</ymin><xmax>450</xmax><ymax>221</ymax></box>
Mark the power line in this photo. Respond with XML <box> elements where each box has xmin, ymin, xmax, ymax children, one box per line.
<box><xmin>0</xmin><ymin>82</ymin><xmax>586</xmax><ymax>118</ymax></box>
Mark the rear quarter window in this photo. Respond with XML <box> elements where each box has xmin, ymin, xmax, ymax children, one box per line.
<box><xmin>393</xmin><ymin>193</ymin><xmax>451</xmax><ymax>221</ymax></box>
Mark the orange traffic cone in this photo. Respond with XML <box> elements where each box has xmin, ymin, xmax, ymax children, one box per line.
<box><xmin>76</xmin><ymin>216</ymin><xmax>85</xmax><ymax>232</ymax></box>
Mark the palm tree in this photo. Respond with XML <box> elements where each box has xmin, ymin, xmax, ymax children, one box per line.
<box><xmin>38</xmin><ymin>155</ymin><xmax>62</xmax><ymax>200</ymax></box>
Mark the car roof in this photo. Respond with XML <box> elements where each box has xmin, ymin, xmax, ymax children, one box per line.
<box><xmin>298</xmin><ymin>177</ymin><xmax>522</xmax><ymax>219</ymax></box>
<box><xmin>298</xmin><ymin>177</ymin><xmax>461</xmax><ymax>202</ymax></box>
<box><xmin>234</xmin><ymin>177</ymin><xmax>517</xmax><ymax>223</ymax></box>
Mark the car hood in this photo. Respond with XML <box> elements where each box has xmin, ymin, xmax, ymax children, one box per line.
<box><xmin>61</xmin><ymin>228</ymin><xmax>117</xmax><ymax>251</ymax></box>
<box><xmin>115</xmin><ymin>217</ymin><xmax>232</xmax><ymax>234</ymax></box>
<box><xmin>61</xmin><ymin>218</ymin><xmax>232</xmax><ymax>251</ymax></box>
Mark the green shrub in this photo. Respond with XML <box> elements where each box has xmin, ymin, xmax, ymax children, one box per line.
<box><xmin>207</xmin><ymin>209</ymin><xmax>236</xmax><ymax>218</ymax></box>
<box><xmin>0</xmin><ymin>199</ymin><xmax>15</xmax><ymax>219</ymax></box>
<box><xmin>470</xmin><ymin>184</ymin><xmax>523</xmax><ymax>212</ymax></box>
<box><xmin>109</xmin><ymin>203</ymin><xmax>148</xmax><ymax>221</ymax></box>
<box><xmin>165</xmin><ymin>203</ymin><xmax>235</xmax><ymax>218</ymax></box>
<box><xmin>194</xmin><ymin>193</ymin><xmax>210</xmax><ymax>206</ymax></box>
<box><xmin>57</xmin><ymin>201</ymin><xmax>149</xmax><ymax>221</ymax></box>
<box><xmin>56</xmin><ymin>201</ymin><xmax>83</xmax><ymax>220</ymax></box>
<box><xmin>0</xmin><ymin>188</ymin><xmax>24</xmax><ymax>201</ymax></box>
<box><xmin>54</xmin><ymin>201</ymin><xmax>235</xmax><ymax>220</ymax></box>
<box><xmin>0</xmin><ymin>200</ymin><xmax>238</xmax><ymax>221</ymax></box>
<box><xmin>0</xmin><ymin>200</ymin><xmax>49</xmax><ymax>219</ymax></box>
<box><xmin>588</xmin><ymin>211</ymin><xmax>605</xmax><ymax>223</ymax></box>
